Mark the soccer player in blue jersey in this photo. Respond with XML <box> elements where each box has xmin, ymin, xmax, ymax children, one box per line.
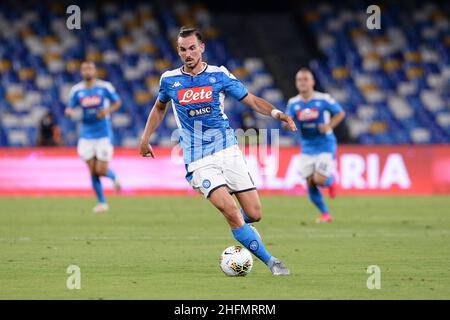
<box><xmin>139</xmin><ymin>27</ymin><xmax>297</xmax><ymax>275</ymax></box>
<box><xmin>65</xmin><ymin>61</ymin><xmax>122</xmax><ymax>213</ymax></box>
<box><xmin>285</xmin><ymin>68</ymin><xmax>345</xmax><ymax>223</ymax></box>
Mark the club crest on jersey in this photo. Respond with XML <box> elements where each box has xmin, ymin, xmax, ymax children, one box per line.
<box><xmin>178</xmin><ymin>86</ymin><xmax>213</xmax><ymax>105</ymax></box>
<box><xmin>298</xmin><ymin>108</ymin><xmax>319</xmax><ymax>121</ymax></box>
<box><xmin>80</xmin><ymin>95</ymin><xmax>101</xmax><ymax>107</ymax></box>
<box><xmin>188</xmin><ymin>106</ymin><xmax>212</xmax><ymax>117</ymax></box>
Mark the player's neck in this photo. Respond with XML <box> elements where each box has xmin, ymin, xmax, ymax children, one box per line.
<box><xmin>300</xmin><ymin>91</ymin><xmax>314</xmax><ymax>101</ymax></box>
<box><xmin>182</xmin><ymin>62</ymin><xmax>206</xmax><ymax>76</ymax></box>
<box><xmin>84</xmin><ymin>78</ymin><xmax>96</xmax><ymax>88</ymax></box>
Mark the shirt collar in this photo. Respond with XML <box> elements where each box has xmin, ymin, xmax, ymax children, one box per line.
<box><xmin>298</xmin><ymin>91</ymin><xmax>316</xmax><ymax>102</ymax></box>
<box><xmin>180</xmin><ymin>62</ymin><xmax>208</xmax><ymax>76</ymax></box>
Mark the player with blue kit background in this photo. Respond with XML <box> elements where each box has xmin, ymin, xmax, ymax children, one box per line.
<box><xmin>65</xmin><ymin>61</ymin><xmax>122</xmax><ymax>213</ymax></box>
<box><xmin>285</xmin><ymin>68</ymin><xmax>346</xmax><ymax>223</ymax></box>
<box><xmin>139</xmin><ymin>27</ymin><xmax>297</xmax><ymax>276</ymax></box>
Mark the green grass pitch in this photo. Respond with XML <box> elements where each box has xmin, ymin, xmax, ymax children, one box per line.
<box><xmin>1</xmin><ymin>195</ymin><xmax>449</xmax><ymax>299</ymax></box>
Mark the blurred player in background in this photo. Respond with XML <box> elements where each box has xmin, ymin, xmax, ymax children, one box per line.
<box><xmin>65</xmin><ymin>61</ymin><xmax>122</xmax><ymax>213</ymax></box>
<box><xmin>139</xmin><ymin>27</ymin><xmax>297</xmax><ymax>275</ymax></box>
<box><xmin>285</xmin><ymin>68</ymin><xmax>345</xmax><ymax>223</ymax></box>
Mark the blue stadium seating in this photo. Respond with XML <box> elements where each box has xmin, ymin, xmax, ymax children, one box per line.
<box><xmin>305</xmin><ymin>1</ymin><xmax>449</xmax><ymax>144</ymax></box>
<box><xmin>0</xmin><ymin>1</ymin><xmax>286</xmax><ymax>147</ymax></box>
<box><xmin>0</xmin><ymin>1</ymin><xmax>448</xmax><ymax>146</ymax></box>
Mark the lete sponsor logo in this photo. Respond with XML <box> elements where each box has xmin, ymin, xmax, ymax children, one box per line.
<box><xmin>178</xmin><ymin>86</ymin><xmax>213</xmax><ymax>105</ymax></box>
<box><xmin>80</xmin><ymin>95</ymin><xmax>101</xmax><ymax>107</ymax></box>
<box><xmin>297</xmin><ymin>108</ymin><xmax>319</xmax><ymax>121</ymax></box>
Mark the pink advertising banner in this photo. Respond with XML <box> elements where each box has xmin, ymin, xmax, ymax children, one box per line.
<box><xmin>0</xmin><ymin>146</ymin><xmax>449</xmax><ymax>196</ymax></box>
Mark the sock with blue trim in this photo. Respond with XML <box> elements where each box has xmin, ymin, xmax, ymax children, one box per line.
<box><xmin>308</xmin><ymin>184</ymin><xmax>329</xmax><ymax>214</ymax></box>
<box><xmin>106</xmin><ymin>168</ymin><xmax>116</xmax><ymax>181</ymax></box>
<box><xmin>240</xmin><ymin>208</ymin><xmax>253</xmax><ymax>223</ymax></box>
<box><xmin>91</xmin><ymin>175</ymin><xmax>106</xmax><ymax>204</ymax></box>
<box><xmin>323</xmin><ymin>176</ymin><xmax>334</xmax><ymax>187</ymax></box>
<box><xmin>231</xmin><ymin>223</ymin><xmax>272</xmax><ymax>265</ymax></box>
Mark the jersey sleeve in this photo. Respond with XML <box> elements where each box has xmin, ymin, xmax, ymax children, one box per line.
<box><xmin>104</xmin><ymin>82</ymin><xmax>120</xmax><ymax>103</ymax></box>
<box><xmin>324</xmin><ymin>94</ymin><xmax>343</xmax><ymax>115</ymax></box>
<box><xmin>220</xmin><ymin>66</ymin><xmax>248</xmax><ymax>101</ymax></box>
<box><xmin>158</xmin><ymin>75</ymin><xmax>170</xmax><ymax>104</ymax></box>
<box><xmin>67</xmin><ymin>87</ymin><xmax>78</xmax><ymax>108</ymax></box>
<box><xmin>285</xmin><ymin>102</ymin><xmax>295</xmax><ymax>118</ymax></box>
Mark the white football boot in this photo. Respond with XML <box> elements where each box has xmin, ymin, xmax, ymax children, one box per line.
<box><xmin>93</xmin><ymin>203</ymin><xmax>109</xmax><ymax>213</ymax></box>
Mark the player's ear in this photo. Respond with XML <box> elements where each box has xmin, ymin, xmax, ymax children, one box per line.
<box><xmin>177</xmin><ymin>47</ymin><xmax>184</xmax><ymax>59</ymax></box>
<box><xmin>200</xmin><ymin>42</ymin><xmax>205</xmax><ymax>53</ymax></box>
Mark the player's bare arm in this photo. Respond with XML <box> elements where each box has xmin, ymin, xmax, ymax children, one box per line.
<box><xmin>139</xmin><ymin>98</ymin><xmax>168</xmax><ymax>158</ymax></box>
<box><xmin>97</xmin><ymin>100</ymin><xmax>122</xmax><ymax>119</ymax></box>
<box><xmin>240</xmin><ymin>93</ymin><xmax>297</xmax><ymax>131</ymax></box>
<box><xmin>318</xmin><ymin>111</ymin><xmax>346</xmax><ymax>133</ymax></box>
<box><xmin>64</xmin><ymin>107</ymin><xmax>76</xmax><ymax>118</ymax></box>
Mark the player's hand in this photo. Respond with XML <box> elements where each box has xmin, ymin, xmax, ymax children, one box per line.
<box><xmin>64</xmin><ymin>108</ymin><xmax>76</xmax><ymax>118</ymax></box>
<box><xmin>278</xmin><ymin>113</ymin><xmax>297</xmax><ymax>131</ymax></box>
<box><xmin>97</xmin><ymin>109</ymin><xmax>109</xmax><ymax>119</ymax></box>
<box><xmin>318</xmin><ymin>124</ymin><xmax>331</xmax><ymax>134</ymax></box>
<box><xmin>139</xmin><ymin>139</ymin><xmax>155</xmax><ymax>158</ymax></box>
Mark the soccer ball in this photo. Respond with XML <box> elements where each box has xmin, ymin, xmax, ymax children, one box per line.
<box><xmin>219</xmin><ymin>245</ymin><xmax>253</xmax><ymax>276</ymax></box>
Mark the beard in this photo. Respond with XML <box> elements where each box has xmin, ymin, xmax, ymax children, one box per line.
<box><xmin>185</xmin><ymin>57</ymin><xmax>200</xmax><ymax>69</ymax></box>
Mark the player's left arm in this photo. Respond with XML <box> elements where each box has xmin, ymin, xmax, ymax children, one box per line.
<box><xmin>97</xmin><ymin>100</ymin><xmax>121</xmax><ymax>119</ymax></box>
<box><xmin>318</xmin><ymin>96</ymin><xmax>346</xmax><ymax>134</ymax></box>
<box><xmin>97</xmin><ymin>83</ymin><xmax>122</xmax><ymax>119</ymax></box>
<box><xmin>220</xmin><ymin>65</ymin><xmax>296</xmax><ymax>131</ymax></box>
<box><xmin>240</xmin><ymin>93</ymin><xmax>297</xmax><ymax>131</ymax></box>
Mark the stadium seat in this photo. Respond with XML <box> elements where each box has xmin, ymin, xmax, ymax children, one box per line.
<box><xmin>0</xmin><ymin>1</ymin><xmax>448</xmax><ymax>146</ymax></box>
<box><xmin>306</xmin><ymin>1</ymin><xmax>450</xmax><ymax>144</ymax></box>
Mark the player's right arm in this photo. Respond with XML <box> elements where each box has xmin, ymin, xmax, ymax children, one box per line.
<box><xmin>140</xmin><ymin>74</ymin><xmax>171</xmax><ymax>158</ymax></box>
<box><xmin>139</xmin><ymin>98</ymin><xmax>168</xmax><ymax>158</ymax></box>
<box><xmin>64</xmin><ymin>108</ymin><xmax>76</xmax><ymax>118</ymax></box>
<box><xmin>64</xmin><ymin>107</ymin><xmax>75</xmax><ymax>118</ymax></box>
<box><xmin>65</xmin><ymin>87</ymin><xmax>78</xmax><ymax>118</ymax></box>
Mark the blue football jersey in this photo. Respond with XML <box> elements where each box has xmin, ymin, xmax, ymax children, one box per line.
<box><xmin>285</xmin><ymin>91</ymin><xmax>343</xmax><ymax>155</ymax></box>
<box><xmin>67</xmin><ymin>79</ymin><xmax>120</xmax><ymax>140</ymax></box>
<box><xmin>158</xmin><ymin>63</ymin><xmax>248</xmax><ymax>165</ymax></box>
